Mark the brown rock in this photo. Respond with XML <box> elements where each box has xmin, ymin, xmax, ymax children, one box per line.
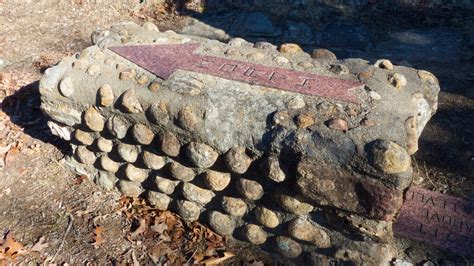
<box><xmin>279</xmin><ymin>43</ymin><xmax>303</xmax><ymax>54</ymax></box>
<box><xmin>311</xmin><ymin>49</ymin><xmax>337</xmax><ymax>61</ymax></box>
<box><xmin>98</xmin><ymin>84</ymin><xmax>114</xmax><ymax>107</ymax></box>
<box><xmin>74</xmin><ymin>129</ymin><xmax>94</xmax><ymax>145</ymax></box>
<box><xmin>177</xmin><ymin>106</ymin><xmax>199</xmax><ymax>131</ymax></box>
<box><xmin>131</xmin><ymin>123</ymin><xmax>154</xmax><ymax>145</ymax></box>
<box><xmin>255</xmin><ymin>207</ymin><xmax>279</xmax><ymax>228</ymax></box>
<box><xmin>116</xmin><ymin>143</ymin><xmax>139</xmax><ymax>163</ymax></box>
<box><xmin>204</xmin><ymin>170</ymin><xmax>231</xmax><ymax>191</ymax></box>
<box><xmin>83</xmin><ymin>107</ymin><xmax>105</xmax><ymax>132</ymax></box>
<box><xmin>142</xmin><ymin>151</ymin><xmax>166</xmax><ymax>170</ymax></box>
<box><xmin>208</xmin><ymin>211</ymin><xmax>235</xmax><ymax>236</ymax></box>
<box><xmin>288</xmin><ymin>218</ymin><xmax>331</xmax><ymax>248</ymax></box>
<box><xmin>75</xmin><ymin>146</ymin><xmax>96</xmax><ymax>165</ymax></box>
<box><xmin>326</xmin><ymin>118</ymin><xmax>348</xmax><ymax>131</ymax></box>
<box><xmin>295</xmin><ymin>113</ymin><xmax>315</xmax><ymax>128</ymax></box>
<box><xmin>222</xmin><ymin>196</ymin><xmax>247</xmax><ymax>216</ymax></box>
<box><xmin>181</xmin><ymin>183</ymin><xmax>215</xmax><ymax>205</ymax></box>
<box><xmin>374</xmin><ymin>59</ymin><xmax>394</xmax><ymax>70</ymax></box>
<box><xmin>160</xmin><ymin>132</ymin><xmax>181</xmax><ymax>157</ymax></box>
<box><xmin>125</xmin><ymin>164</ymin><xmax>148</xmax><ymax>182</ymax></box>
<box><xmin>96</xmin><ymin>138</ymin><xmax>113</xmax><ymax>152</ymax></box>
<box><xmin>273</xmin><ymin>236</ymin><xmax>302</xmax><ymax>258</ymax></box>
<box><xmin>276</xmin><ymin>194</ymin><xmax>313</xmax><ymax>215</ymax></box>
<box><xmin>99</xmin><ymin>155</ymin><xmax>120</xmax><ymax>173</ymax></box>
<box><xmin>119</xmin><ymin>69</ymin><xmax>136</xmax><ymax>80</ymax></box>
<box><xmin>169</xmin><ymin>161</ymin><xmax>195</xmax><ymax>182</ymax></box>
<box><xmin>153</xmin><ymin>175</ymin><xmax>179</xmax><ymax>195</ymax></box>
<box><xmin>176</xmin><ymin>200</ymin><xmax>201</xmax><ymax>222</ymax></box>
<box><xmin>243</xmin><ymin>224</ymin><xmax>267</xmax><ymax>245</ymax></box>
<box><xmin>369</xmin><ymin>140</ymin><xmax>411</xmax><ymax>174</ymax></box>
<box><xmin>121</xmin><ymin>89</ymin><xmax>143</xmax><ymax>113</ymax></box>
<box><xmin>148</xmin><ymin>81</ymin><xmax>161</xmax><ymax>92</ymax></box>
<box><xmin>118</xmin><ymin>180</ymin><xmax>142</xmax><ymax>197</ymax></box>
<box><xmin>185</xmin><ymin>142</ymin><xmax>219</xmax><ymax>168</ymax></box>
<box><xmin>237</xmin><ymin>178</ymin><xmax>264</xmax><ymax>200</ymax></box>
<box><xmin>224</xmin><ymin>147</ymin><xmax>252</xmax><ymax>174</ymax></box>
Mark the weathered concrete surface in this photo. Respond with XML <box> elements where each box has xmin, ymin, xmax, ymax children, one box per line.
<box><xmin>39</xmin><ymin>21</ymin><xmax>439</xmax><ymax>264</ymax></box>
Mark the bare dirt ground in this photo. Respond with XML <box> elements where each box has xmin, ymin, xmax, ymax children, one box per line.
<box><xmin>0</xmin><ymin>0</ymin><xmax>473</xmax><ymax>264</ymax></box>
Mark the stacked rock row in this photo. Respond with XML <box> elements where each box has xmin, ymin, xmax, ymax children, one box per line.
<box><xmin>40</xmin><ymin>22</ymin><xmax>440</xmax><ymax>264</ymax></box>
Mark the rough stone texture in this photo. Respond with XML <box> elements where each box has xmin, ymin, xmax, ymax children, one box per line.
<box><xmin>40</xmin><ymin>22</ymin><xmax>439</xmax><ymax>264</ymax></box>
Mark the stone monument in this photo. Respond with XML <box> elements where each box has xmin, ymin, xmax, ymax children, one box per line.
<box><xmin>39</xmin><ymin>21</ymin><xmax>440</xmax><ymax>263</ymax></box>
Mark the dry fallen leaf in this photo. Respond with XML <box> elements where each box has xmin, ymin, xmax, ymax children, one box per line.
<box><xmin>30</xmin><ymin>236</ymin><xmax>48</xmax><ymax>253</ymax></box>
<box><xmin>74</xmin><ymin>175</ymin><xmax>88</xmax><ymax>185</ymax></box>
<box><xmin>0</xmin><ymin>231</ymin><xmax>26</xmax><ymax>262</ymax></box>
<box><xmin>200</xmin><ymin>251</ymin><xmax>235</xmax><ymax>265</ymax></box>
<box><xmin>130</xmin><ymin>218</ymin><xmax>147</xmax><ymax>239</ymax></box>
<box><xmin>92</xmin><ymin>226</ymin><xmax>105</xmax><ymax>248</ymax></box>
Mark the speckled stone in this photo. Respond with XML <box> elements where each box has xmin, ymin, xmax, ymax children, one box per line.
<box><xmin>298</xmin><ymin>61</ymin><xmax>314</xmax><ymax>69</ymax></box>
<box><xmin>311</xmin><ymin>49</ymin><xmax>337</xmax><ymax>61</ymax></box>
<box><xmin>405</xmin><ymin>116</ymin><xmax>418</xmax><ymax>155</ymax></box>
<box><xmin>75</xmin><ymin>146</ymin><xmax>96</xmax><ymax>165</ymax></box>
<box><xmin>116</xmin><ymin>143</ymin><xmax>139</xmax><ymax>163</ymax></box>
<box><xmin>136</xmin><ymin>74</ymin><xmax>149</xmax><ymax>85</ymax></box>
<box><xmin>147</xmin><ymin>191</ymin><xmax>171</xmax><ymax>210</ymax></box>
<box><xmin>222</xmin><ymin>196</ymin><xmax>247</xmax><ymax>217</ymax></box>
<box><xmin>160</xmin><ymin>132</ymin><xmax>181</xmax><ymax>157</ymax></box>
<box><xmin>389</xmin><ymin>73</ymin><xmax>407</xmax><ymax>89</ymax></box>
<box><xmin>125</xmin><ymin>164</ymin><xmax>148</xmax><ymax>182</ymax></box>
<box><xmin>118</xmin><ymin>180</ymin><xmax>142</xmax><ymax>197</ymax></box>
<box><xmin>243</xmin><ymin>224</ymin><xmax>267</xmax><ymax>245</ymax></box>
<box><xmin>263</xmin><ymin>156</ymin><xmax>286</xmax><ymax>182</ymax></box>
<box><xmin>224</xmin><ymin>147</ymin><xmax>252</xmax><ymax>174</ymax></box>
<box><xmin>153</xmin><ymin>175</ymin><xmax>179</xmax><ymax>195</ymax></box>
<box><xmin>204</xmin><ymin>170</ymin><xmax>231</xmax><ymax>191</ymax></box>
<box><xmin>99</xmin><ymin>155</ymin><xmax>120</xmax><ymax>173</ymax></box>
<box><xmin>96</xmin><ymin>137</ymin><xmax>113</xmax><ymax>153</ymax></box>
<box><xmin>295</xmin><ymin>113</ymin><xmax>315</xmax><ymax>128</ymax></box>
<box><xmin>59</xmin><ymin>76</ymin><xmax>74</xmax><ymax>97</ymax></box>
<box><xmin>186</xmin><ymin>142</ymin><xmax>219</xmax><ymax>168</ymax></box>
<box><xmin>274</xmin><ymin>56</ymin><xmax>290</xmax><ymax>64</ymax></box>
<box><xmin>417</xmin><ymin>70</ymin><xmax>439</xmax><ymax>85</ymax></box>
<box><xmin>288</xmin><ymin>218</ymin><xmax>331</xmax><ymax>248</ymax></box>
<box><xmin>279</xmin><ymin>43</ymin><xmax>303</xmax><ymax>54</ymax></box>
<box><xmin>142</xmin><ymin>151</ymin><xmax>166</xmax><ymax>170</ymax></box>
<box><xmin>182</xmin><ymin>183</ymin><xmax>215</xmax><ymax>205</ymax></box>
<box><xmin>177</xmin><ymin>106</ymin><xmax>198</xmax><ymax>131</ymax></box>
<box><xmin>169</xmin><ymin>161</ymin><xmax>195</xmax><ymax>182</ymax></box>
<box><xmin>287</xmin><ymin>97</ymin><xmax>305</xmax><ymax>110</ymax></box>
<box><xmin>96</xmin><ymin>171</ymin><xmax>116</xmax><ymax>190</ymax></box>
<box><xmin>326</xmin><ymin>118</ymin><xmax>348</xmax><ymax>131</ymax></box>
<box><xmin>176</xmin><ymin>200</ymin><xmax>201</xmax><ymax>222</ymax></box>
<box><xmin>374</xmin><ymin>59</ymin><xmax>394</xmax><ymax>70</ymax></box>
<box><xmin>208</xmin><ymin>211</ymin><xmax>235</xmax><ymax>236</ymax></box>
<box><xmin>148</xmin><ymin>81</ymin><xmax>161</xmax><ymax>92</ymax></box>
<box><xmin>255</xmin><ymin>207</ymin><xmax>279</xmax><ymax>228</ymax></box>
<box><xmin>83</xmin><ymin>107</ymin><xmax>105</xmax><ymax>132</ymax></box>
<box><xmin>276</xmin><ymin>194</ymin><xmax>314</xmax><ymax>215</ymax></box>
<box><xmin>254</xmin><ymin>42</ymin><xmax>276</xmax><ymax>50</ymax></box>
<box><xmin>121</xmin><ymin>89</ymin><xmax>143</xmax><ymax>113</ymax></box>
<box><xmin>370</xmin><ymin>140</ymin><xmax>411</xmax><ymax>174</ymax></box>
<box><xmin>72</xmin><ymin>59</ymin><xmax>88</xmax><ymax>70</ymax></box>
<box><xmin>149</xmin><ymin>101</ymin><xmax>169</xmax><ymax>124</ymax></box>
<box><xmin>247</xmin><ymin>52</ymin><xmax>265</xmax><ymax>60</ymax></box>
<box><xmin>74</xmin><ymin>129</ymin><xmax>94</xmax><ymax>145</ymax></box>
<box><xmin>131</xmin><ymin>123</ymin><xmax>154</xmax><ymax>145</ymax></box>
<box><xmin>119</xmin><ymin>69</ymin><xmax>136</xmax><ymax>80</ymax></box>
<box><xmin>237</xmin><ymin>178</ymin><xmax>264</xmax><ymax>201</ymax></box>
<box><xmin>98</xmin><ymin>84</ymin><xmax>114</xmax><ymax>107</ymax></box>
<box><xmin>272</xmin><ymin>111</ymin><xmax>291</xmax><ymax>126</ymax></box>
<box><xmin>106</xmin><ymin>116</ymin><xmax>129</xmax><ymax>139</ymax></box>
<box><xmin>273</xmin><ymin>236</ymin><xmax>302</xmax><ymax>258</ymax></box>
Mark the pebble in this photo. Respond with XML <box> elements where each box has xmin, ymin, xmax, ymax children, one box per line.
<box><xmin>177</xmin><ymin>106</ymin><xmax>198</xmax><ymax>131</ymax></box>
<box><xmin>208</xmin><ymin>211</ymin><xmax>235</xmax><ymax>236</ymax></box>
<box><xmin>276</xmin><ymin>194</ymin><xmax>313</xmax><ymax>215</ymax></box>
<box><xmin>405</xmin><ymin>116</ymin><xmax>418</xmax><ymax>155</ymax></box>
<box><xmin>147</xmin><ymin>191</ymin><xmax>171</xmax><ymax>211</ymax></box>
<box><xmin>182</xmin><ymin>183</ymin><xmax>215</xmax><ymax>205</ymax></box>
<box><xmin>272</xmin><ymin>111</ymin><xmax>291</xmax><ymax>126</ymax></box>
<box><xmin>370</xmin><ymin>140</ymin><xmax>411</xmax><ymax>174</ymax></box>
<box><xmin>311</xmin><ymin>49</ymin><xmax>337</xmax><ymax>61</ymax></box>
<box><xmin>326</xmin><ymin>118</ymin><xmax>349</xmax><ymax>131</ymax></box>
<box><xmin>99</xmin><ymin>155</ymin><xmax>120</xmax><ymax>173</ymax></box>
<box><xmin>143</xmin><ymin>22</ymin><xmax>159</xmax><ymax>32</ymax></box>
<box><xmin>96</xmin><ymin>138</ymin><xmax>113</xmax><ymax>153</ymax></box>
<box><xmin>389</xmin><ymin>73</ymin><xmax>407</xmax><ymax>89</ymax></box>
<box><xmin>86</xmin><ymin>64</ymin><xmax>101</xmax><ymax>75</ymax></box>
<box><xmin>153</xmin><ymin>175</ymin><xmax>179</xmax><ymax>195</ymax></box>
<box><xmin>297</xmin><ymin>61</ymin><xmax>314</xmax><ymax>69</ymax></box>
<box><xmin>417</xmin><ymin>70</ymin><xmax>438</xmax><ymax>86</ymax></box>
<box><xmin>186</xmin><ymin>142</ymin><xmax>219</xmax><ymax>168</ymax></box>
<box><xmin>98</xmin><ymin>84</ymin><xmax>114</xmax><ymax>107</ymax></box>
<box><xmin>368</xmin><ymin>91</ymin><xmax>382</xmax><ymax>100</ymax></box>
<box><xmin>255</xmin><ymin>207</ymin><xmax>279</xmax><ymax>228</ymax></box>
<box><xmin>75</xmin><ymin>146</ymin><xmax>96</xmax><ymax>165</ymax></box>
<box><xmin>204</xmin><ymin>170</ymin><xmax>231</xmax><ymax>191</ymax></box>
<box><xmin>116</xmin><ymin>142</ymin><xmax>139</xmax><ymax>163</ymax></box>
<box><xmin>246</xmin><ymin>52</ymin><xmax>265</xmax><ymax>60</ymax></box>
<box><xmin>118</xmin><ymin>180</ymin><xmax>142</xmax><ymax>198</ymax></box>
<box><xmin>361</xmin><ymin>117</ymin><xmax>376</xmax><ymax>127</ymax></box>
<box><xmin>119</xmin><ymin>69</ymin><xmax>136</xmax><ymax>80</ymax></box>
<box><xmin>59</xmin><ymin>77</ymin><xmax>75</xmax><ymax>97</ymax></box>
<box><xmin>279</xmin><ymin>43</ymin><xmax>303</xmax><ymax>54</ymax></box>
<box><xmin>96</xmin><ymin>171</ymin><xmax>116</xmax><ymax>190</ymax></box>
<box><xmin>148</xmin><ymin>101</ymin><xmax>169</xmax><ymax>124</ymax></box>
<box><xmin>131</xmin><ymin>124</ymin><xmax>154</xmax><ymax>145</ymax></box>
<box><xmin>227</xmin><ymin>37</ymin><xmax>247</xmax><ymax>46</ymax></box>
<box><xmin>287</xmin><ymin>97</ymin><xmax>305</xmax><ymax>109</ymax></box>
<box><xmin>160</xmin><ymin>132</ymin><xmax>181</xmax><ymax>157</ymax></box>
<box><xmin>288</xmin><ymin>218</ymin><xmax>331</xmax><ymax>248</ymax></box>
<box><xmin>176</xmin><ymin>200</ymin><xmax>201</xmax><ymax>222</ymax></box>
<box><xmin>106</xmin><ymin>116</ymin><xmax>129</xmax><ymax>139</ymax></box>
<box><xmin>74</xmin><ymin>129</ymin><xmax>94</xmax><ymax>145</ymax></box>
<box><xmin>374</xmin><ymin>59</ymin><xmax>394</xmax><ymax>70</ymax></box>
<box><xmin>148</xmin><ymin>81</ymin><xmax>161</xmax><ymax>92</ymax></box>
<box><xmin>254</xmin><ymin>42</ymin><xmax>276</xmax><ymax>50</ymax></box>
<box><xmin>169</xmin><ymin>161</ymin><xmax>195</xmax><ymax>182</ymax></box>
<box><xmin>237</xmin><ymin>178</ymin><xmax>264</xmax><ymax>200</ymax></box>
<box><xmin>125</xmin><ymin>164</ymin><xmax>148</xmax><ymax>182</ymax></box>
<box><xmin>274</xmin><ymin>56</ymin><xmax>290</xmax><ymax>64</ymax></box>
<box><xmin>83</xmin><ymin>107</ymin><xmax>105</xmax><ymax>132</ymax></box>
<box><xmin>222</xmin><ymin>196</ymin><xmax>247</xmax><ymax>217</ymax></box>
<box><xmin>225</xmin><ymin>48</ymin><xmax>241</xmax><ymax>56</ymax></box>
<box><xmin>263</xmin><ymin>156</ymin><xmax>286</xmax><ymax>182</ymax></box>
<box><xmin>329</xmin><ymin>64</ymin><xmax>349</xmax><ymax>75</ymax></box>
<box><xmin>121</xmin><ymin>89</ymin><xmax>143</xmax><ymax>113</ymax></box>
<box><xmin>273</xmin><ymin>236</ymin><xmax>302</xmax><ymax>258</ymax></box>
<box><xmin>136</xmin><ymin>74</ymin><xmax>149</xmax><ymax>85</ymax></box>
<box><xmin>243</xmin><ymin>224</ymin><xmax>267</xmax><ymax>245</ymax></box>
<box><xmin>142</xmin><ymin>151</ymin><xmax>166</xmax><ymax>170</ymax></box>
<box><xmin>224</xmin><ymin>147</ymin><xmax>252</xmax><ymax>174</ymax></box>
<box><xmin>295</xmin><ymin>113</ymin><xmax>315</xmax><ymax>128</ymax></box>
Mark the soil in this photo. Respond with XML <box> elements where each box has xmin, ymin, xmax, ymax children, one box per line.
<box><xmin>0</xmin><ymin>0</ymin><xmax>472</xmax><ymax>264</ymax></box>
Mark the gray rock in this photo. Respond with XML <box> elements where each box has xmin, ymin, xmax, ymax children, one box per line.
<box><xmin>83</xmin><ymin>107</ymin><xmax>105</xmax><ymax>132</ymax></box>
<box><xmin>288</xmin><ymin>218</ymin><xmax>331</xmax><ymax>248</ymax></box>
<box><xmin>118</xmin><ymin>180</ymin><xmax>142</xmax><ymax>197</ymax></box>
<box><xmin>186</xmin><ymin>142</ymin><xmax>219</xmax><ymax>168</ymax></box>
<box><xmin>204</xmin><ymin>170</ymin><xmax>231</xmax><ymax>191</ymax></box>
<box><xmin>59</xmin><ymin>76</ymin><xmax>75</xmax><ymax>97</ymax></box>
<box><xmin>124</xmin><ymin>164</ymin><xmax>148</xmax><ymax>182</ymax></box>
<box><xmin>74</xmin><ymin>129</ymin><xmax>94</xmax><ymax>145</ymax></box>
<box><xmin>106</xmin><ymin>115</ymin><xmax>129</xmax><ymax>139</ymax></box>
<box><xmin>148</xmin><ymin>102</ymin><xmax>169</xmax><ymax>124</ymax></box>
<box><xmin>99</xmin><ymin>155</ymin><xmax>120</xmax><ymax>173</ymax></box>
<box><xmin>121</xmin><ymin>89</ymin><xmax>143</xmax><ymax>113</ymax></box>
<box><xmin>147</xmin><ymin>191</ymin><xmax>171</xmax><ymax>210</ymax></box>
<box><xmin>181</xmin><ymin>183</ymin><xmax>215</xmax><ymax>205</ymax></box>
<box><xmin>273</xmin><ymin>236</ymin><xmax>302</xmax><ymax>258</ymax></box>
<box><xmin>255</xmin><ymin>207</ymin><xmax>279</xmax><ymax>228</ymax></box>
<box><xmin>243</xmin><ymin>224</ymin><xmax>267</xmax><ymax>245</ymax></box>
<box><xmin>263</xmin><ymin>156</ymin><xmax>286</xmax><ymax>182</ymax></box>
<box><xmin>116</xmin><ymin>143</ymin><xmax>139</xmax><ymax>163</ymax></box>
<box><xmin>169</xmin><ymin>161</ymin><xmax>195</xmax><ymax>182</ymax></box>
<box><xmin>160</xmin><ymin>132</ymin><xmax>181</xmax><ymax>157</ymax></box>
<box><xmin>75</xmin><ymin>146</ymin><xmax>96</xmax><ymax>165</ymax></box>
<box><xmin>96</xmin><ymin>171</ymin><xmax>117</xmax><ymax>190</ymax></box>
<box><xmin>208</xmin><ymin>211</ymin><xmax>235</xmax><ymax>236</ymax></box>
<box><xmin>237</xmin><ymin>178</ymin><xmax>264</xmax><ymax>201</ymax></box>
<box><xmin>142</xmin><ymin>151</ymin><xmax>166</xmax><ymax>170</ymax></box>
<box><xmin>254</xmin><ymin>42</ymin><xmax>277</xmax><ymax>50</ymax></box>
<box><xmin>276</xmin><ymin>194</ymin><xmax>313</xmax><ymax>215</ymax></box>
<box><xmin>225</xmin><ymin>147</ymin><xmax>252</xmax><ymax>174</ymax></box>
<box><xmin>142</xmin><ymin>22</ymin><xmax>159</xmax><ymax>32</ymax></box>
<box><xmin>176</xmin><ymin>200</ymin><xmax>201</xmax><ymax>222</ymax></box>
<box><xmin>98</xmin><ymin>84</ymin><xmax>114</xmax><ymax>107</ymax></box>
<box><xmin>153</xmin><ymin>175</ymin><xmax>179</xmax><ymax>195</ymax></box>
<box><xmin>96</xmin><ymin>138</ymin><xmax>113</xmax><ymax>153</ymax></box>
<box><xmin>222</xmin><ymin>196</ymin><xmax>247</xmax><ymax>217</ymax></box>
<box><xmin>369</xmin><ymin>140</ymin><xmax>411</xmax><ymax>174</ymax></box>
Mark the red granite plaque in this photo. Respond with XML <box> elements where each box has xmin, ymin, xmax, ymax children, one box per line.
<box><xmin>109</xmin><ymin>43</ymin><xmax>363</xmax><ymax>103</ymax></box>
<box><xmin>394</xmin><ymin>186</ymin><xmax>474</xmax><ymax>257</ymax></box>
